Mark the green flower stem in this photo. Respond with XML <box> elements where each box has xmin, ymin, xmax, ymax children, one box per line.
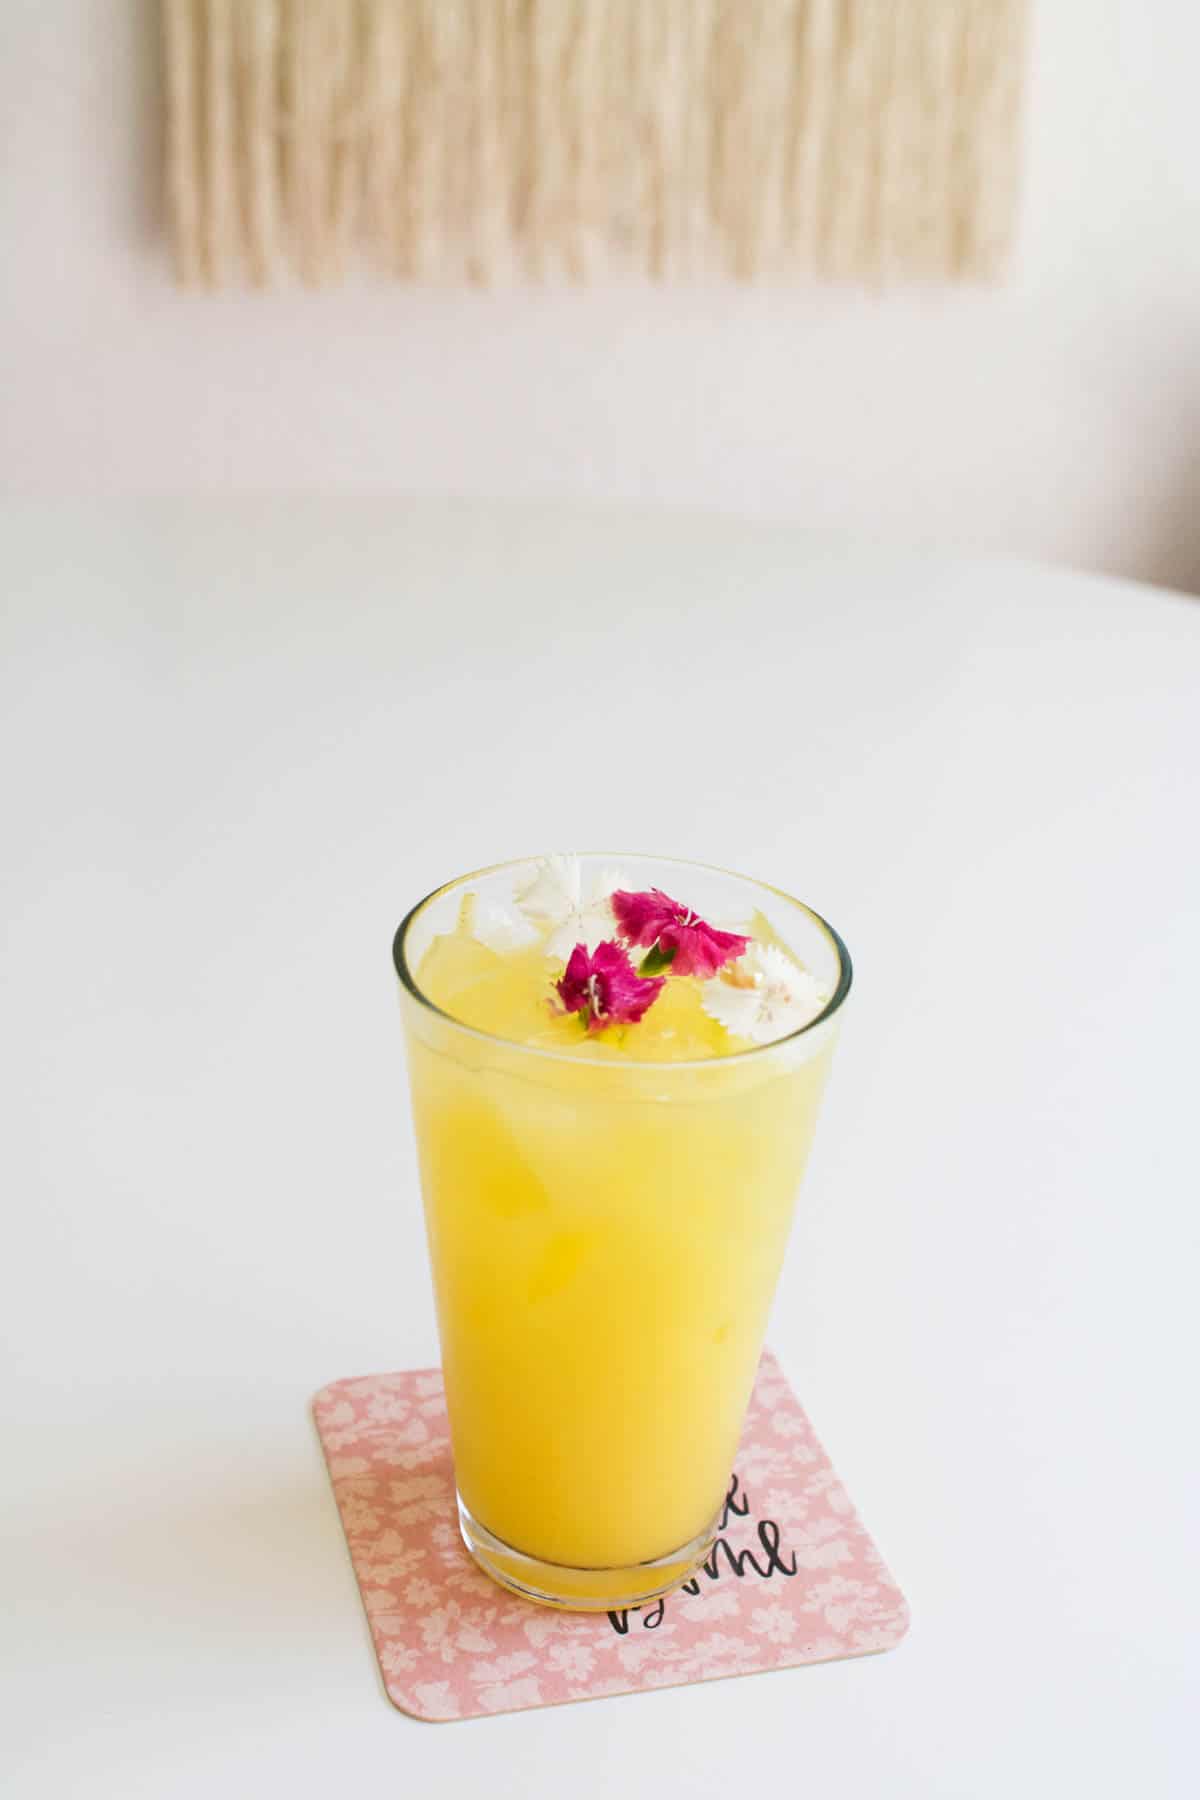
<box><xmin>637</xmin><ymin>943</ymin><xmax>678</xmax><ymax>978</ymax></box>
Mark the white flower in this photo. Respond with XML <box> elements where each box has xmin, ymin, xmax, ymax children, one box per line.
<box><xmin>470</xmin><ymin>893</ymin><xmax>541</xmax><ymax>953</ymax></box>
<box><xmin>418</xmin><ymin>1599</ymin><xmax>497</xmax><ymax>1662</ymax></box>
<box><xmin>469</xmin><ymin>1651</ymin><xmax>538</xmax><ymax>1684</ymax></box>
<box><xmin>545</xmin><ymin>1640</ymin><xmax>596</xmax><ymax>1681</ymax></box>
<box><xmin>411</xmin><ymin>1680</ymin><xmax>459</xmax><ymax>1719</ymax></box>
<box><xmin>474</xmin><ymin>1675</ymin><xmax>542</xmax><ymax>1713</ymax></box>
<box><xmin>388</xmin><ymin>1474</ymin><xmax>445</xmax><ymax>1503</ymax></box>
<box><xmin>701</xmin><ymin>942</ymin><xmax>827</xmax><ymax>1044</ymax></box>
<box><xmin>513</xmin><ymin>854</ymin><xmax>626</xmax><ymax>960</ymax></box>
<box><xmin>750</xmin><ymin>1602</ymin><xmax>799</xmax><ymax>1645</ymax></box>
<box><xmin>678</xmin><ymin>1586</ymin><xmax>742</xmax><ymax>1621</ymax></box>
<box><xmin>521</xmin><ymin>1613</ymin><xmax>560</xmax><ymax>1649</ymax></box>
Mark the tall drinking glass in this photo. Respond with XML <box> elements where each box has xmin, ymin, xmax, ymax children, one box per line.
<box><xmin>393</xmin><ymin>855</ymin><xmax>851</xmax><ymax>1609</ymax></box>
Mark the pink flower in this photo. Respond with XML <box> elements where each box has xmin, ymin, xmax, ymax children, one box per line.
<box><xmin>611</xmin><ymin>888</ymin><xmax>750</xmax><ymax>979</ymax></box>
<box><xmin>555</xmin><ymin>940</ymin><xmax>664</xmax><ymax>1031</ymax></box>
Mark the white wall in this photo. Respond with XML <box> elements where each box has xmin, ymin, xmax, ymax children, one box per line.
<box><xmin>2</xmin><ymin>1</ymin><xmax>1199</xmax><ymax>591</ymax></box>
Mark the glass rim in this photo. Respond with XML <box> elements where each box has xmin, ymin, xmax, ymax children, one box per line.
<box><xmin>392</xmin><ymin>852</ymin><xmax>853</xmax><ymax>1071</ymax></box>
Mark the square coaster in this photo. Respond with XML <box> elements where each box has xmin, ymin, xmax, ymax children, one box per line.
<box><xmin>313</xmin><ymin>1349</ymin><xmax>909</xmax><ymax>1721</ymax></box>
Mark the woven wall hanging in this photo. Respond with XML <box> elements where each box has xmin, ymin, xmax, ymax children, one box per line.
<box><xmin>162</xmin><ymin>1</ymin><xmax>1029</xmax><ymax>287</ymax></box>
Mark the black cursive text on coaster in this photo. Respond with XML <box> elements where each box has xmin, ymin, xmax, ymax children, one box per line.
<box><xmin>606</xmin><ymin>1472</ymin><xmax>797</xmax><ymax>1635</ymax></box>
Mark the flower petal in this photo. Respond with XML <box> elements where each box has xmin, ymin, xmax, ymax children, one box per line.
<box><xmin>555</xmin><ymin>939</ymin><xmax>665</xmax><ymax>1031</ymax></box>
<box><xmin>701</xmin><ymin>978</ymin><xmax>767</xmax><ymax>1040</ymax></box>
<box><xmin>522</xmin><ymin>859</ymin><xmax>626</xmax><ymax>958</ymax></box>
<box><xmin>590</xmin><ymin>939</ymin><xmax>665</xmax><ymax>1025</ymax></box>
<box><xmin>591</xmin><ymin>867</ymin><xmax>629</xmax><ymax>907</ymax></box>
<box><xmin>515</xmin><ymin>854</ymin><xmax>583</xmax><ymax>926</ymax></box>
<box><xmin>555</xmin><ymin>942</ymin><xmax>594</xmax><ymax>1017</ymax></box>
<box><xmin>612</xmin><ymin>887</ymin><xmax>748</xmax><ymax>977</ymax></box>
<box><xmin>659</xmin><ymin>919</ymin><xmax>749</xmax><ymax>979</ymax></box>
<box><xmin>611</xmin><ymin>887</ymin><xmax>675</xmax><ymax>947</ymax></box>
<box><xmin>472</xmin><ymin>896</ymin><xmax>540</xmax><ymax>952</ymax></box>
<box><xmin>701</xmin><ymin>942</ymin><xmax>827</xmax><ymax>1044</ymax></box>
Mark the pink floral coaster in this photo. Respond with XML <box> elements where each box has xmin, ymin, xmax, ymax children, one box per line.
<box><xmin>312</xmin><ymin>1349</ymin><xmax>909</xmax><ymax>1721</ymax></box>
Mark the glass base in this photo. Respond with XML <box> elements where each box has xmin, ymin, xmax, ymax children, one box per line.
<box><xmin>456</xmin><ymin>1492</ymin><xmax>721</xmax><ymax>1612</ymax></box>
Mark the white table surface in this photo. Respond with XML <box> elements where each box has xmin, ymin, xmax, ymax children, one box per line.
<box><xmin>2</xmin><ymin>501</ymin><xmax>1197</xmax><ymax>1798</ymax></box>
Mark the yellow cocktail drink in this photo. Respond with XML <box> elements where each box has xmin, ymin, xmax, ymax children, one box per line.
<box><xmin>394</xmin><ymin>856</ymin><xmax>850</xmax><ymax>1608</ymax></box>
